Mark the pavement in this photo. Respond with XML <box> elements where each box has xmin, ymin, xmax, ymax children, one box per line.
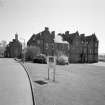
<box><xmin>0</xmin><ymin>58</ymin><xmax>34</xmax><ymax>105</ymax></box>
<box><xmin>24</xmin><ymin>62</ymin><xmax>105</xmax><ymax>105</ymax></box>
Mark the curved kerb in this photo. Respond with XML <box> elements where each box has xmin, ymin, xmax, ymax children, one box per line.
<box><xmin>19</xmin><ymin>62</ymin><xmax>36</xmax><ymax>105</ymax></box>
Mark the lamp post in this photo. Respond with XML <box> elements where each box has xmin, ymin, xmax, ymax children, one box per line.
<box><xmin>20</xmin><ymin>38</ymin><xmax>26</xmax><ymax>63</ymax></box>
<box><xmin>68</xmin><ymin>43</ymin><xmax>70</xmax><ymax>63</ymax></box>
<box><xmin>86</xmin><ymin>41</ymin><xmax>88</xmax><ymax>63</ymax></box>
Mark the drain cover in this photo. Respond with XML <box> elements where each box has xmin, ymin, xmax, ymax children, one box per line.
<box><xmin>34</xmin><ymin>80</ymin><xmax>47</xmax><ymax>85</ymax></box>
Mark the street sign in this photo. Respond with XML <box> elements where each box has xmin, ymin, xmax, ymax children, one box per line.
<box><xmin>47</xmin><ymin>56</ymin><xmax>56</xmax><ymax>68</ymax></box>
<box><xmin>47</xmin><ymin>56</ymin><xmax>56</xmax><ymax>81</ymax></box>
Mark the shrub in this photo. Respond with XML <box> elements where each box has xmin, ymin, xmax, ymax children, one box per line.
<box><xmin>25</xmin><ymin>46</ymin><xmax>40</xmax><ymax>61</ymax></box>
<box><xmin>57</xmin><ymin>55</ymin><xmax>69</xmax><ymax>65</ymax></box>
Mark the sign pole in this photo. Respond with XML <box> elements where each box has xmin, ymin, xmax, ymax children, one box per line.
<box><xmin>53</xmin><ymin>67</ymin><xmax>56</xmax><ymax>82</ymax></box>
<box><xmin>48</xmin><ymin>67</ymin><xmax>50</xmax><ymax>80</ymax></box>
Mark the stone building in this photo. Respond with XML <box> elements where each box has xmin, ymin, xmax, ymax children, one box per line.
<box><xmin>59</xmin><ymin>31</ymin><xmax>99</xmax><ymax>63</ymax></box>
<box><xmin>27</xmin><ymin>27</ymin><xmax>55</xmax><ymax>56</ymax></box>
<box><xmin>27</xmin><ymin>27</ymin><xmax>98</xmax><ymax>63</ymax></box>
<box><xmin>5</xmin><ymin>34</ymin><xmax>22</xmax><ymax>58</ymax></box>
<box><xmin>27</xmin><ymin>27</ymin><xmax>69</xmax><ymax>56</ymax></box>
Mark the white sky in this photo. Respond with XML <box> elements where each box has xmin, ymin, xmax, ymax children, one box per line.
<box><xmin>0</xmin><ymin>0</ymin><xmax>105</xmax><ymax>54</ymax></box>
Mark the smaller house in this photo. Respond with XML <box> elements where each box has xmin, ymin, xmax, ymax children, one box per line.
<box><xmin>5</xmin><ymin>34</ymin><xmax>22</xmax><ymax>58</ymax></box>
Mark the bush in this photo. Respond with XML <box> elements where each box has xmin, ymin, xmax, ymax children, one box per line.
<box><xmin>57</xmin><ymin>55</ymin><xmax>69</xmax><ymax>65</ymax></box>
<box><xmin>25</xmin><ymin>46</ymin><xmax>40</xmax><ymax>61</ymax></box>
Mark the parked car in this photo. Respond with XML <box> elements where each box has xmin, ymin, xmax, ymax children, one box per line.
<box><xmin>33</xmin><ymin>54</ymin><xmax>47</xmax><ymax>64</ymax></box>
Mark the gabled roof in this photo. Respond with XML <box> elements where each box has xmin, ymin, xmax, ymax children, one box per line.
<box><xmin>27</xmin><ymin>34</ymin><xmax>36</xmax><ymax>44</ymax></box>
<box><xmin>92</xmin><ymin>33</ymin><xmax>98</xmax><ymax>41</ymax></box>
<box><xmin>80</xmin><ymin>34</ymin><xmax>86</xmax><ymax>42</ymax></box>
<box><xmin>58</xmin><ymin>31</ymin><xmax>80</xmax><ymax>44</ymax></box>
<box><xmin>69</xmin><ymin>31</ymin><xmax>79</xmax><ymax>38</ymax></box>
<box><xmin>27</xmin><ymin>27</ymin><xmax>55</xmax><ymax>45</ymax></box>
<box><xmin>85</xmin><ymin>33</ymin><xmax>98</xmax><ymax>42</ymax></box>
<box><xmin>85</xmin><ymin>35</ymin><xmax>92</xmax><ymax>42</ymax></box>
<box><xmin>67</xmin><ymin>31</ymin><xmax>79</xmax><ymax>44</ymax></box>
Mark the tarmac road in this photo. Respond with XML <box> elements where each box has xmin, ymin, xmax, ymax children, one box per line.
<box><xmin>0</xmin><ymin>58</ymin><xmax>34</xmax><ymax>105</ymax></box>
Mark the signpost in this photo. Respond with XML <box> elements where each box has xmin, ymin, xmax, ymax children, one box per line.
<box><xmin>47</xmin><ymin>56</ymin><xmax>56</xmax><ymax>82</ymax></box>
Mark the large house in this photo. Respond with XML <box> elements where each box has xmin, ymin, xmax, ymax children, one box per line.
<box><xmin>59</xmin><ymin>31</ymin><xmax>99</xmax><ymax>63</ymax></box>
<box><xmin>27</xmin><ymin>27</ymin><xmax>69</xmax><ymax>56</ymax></box>
<box><xmin>5</xmin><ymin>34</ymin><xmax>22</xmax><ymax>58</ymax></box>
<box><xmin>27</xmin><ymin>27</ymin><xmax>99</xmax><ymax>63</ymax></box>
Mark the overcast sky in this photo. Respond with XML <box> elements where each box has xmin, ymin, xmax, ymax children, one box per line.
<box><xmin>0</xmin><ymin>0</ymin><xmax>105</xmax><ymax>54</ymax></box>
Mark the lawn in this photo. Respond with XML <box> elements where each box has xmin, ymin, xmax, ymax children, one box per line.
<box><xmin>24</xmin><ymin>62</ymin><xmax>105</xmax><ymax>105</ymax></box>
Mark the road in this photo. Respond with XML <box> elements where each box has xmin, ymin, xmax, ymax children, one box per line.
<box><xmin>0</xmin><ymin>58</ymin><xmax>34</xmax><ymax>105</ymax></box>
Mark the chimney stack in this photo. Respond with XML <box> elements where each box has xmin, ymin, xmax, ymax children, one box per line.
<box><xmin>45</xmin><ymin>27</ymin><xmax>49</xmax><ymax>31</ymax></box>
<box><xmin>15</xmin><ymin>33</ymin><xmax>18</xmax><ymax>41</ymax></box>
